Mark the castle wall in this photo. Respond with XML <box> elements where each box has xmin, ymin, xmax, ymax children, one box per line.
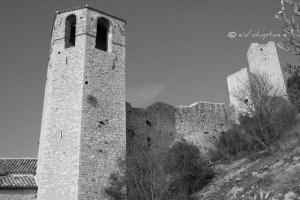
<box><xmin>127</xmin><ymin>101</ymin><xmax>232</xmax><ymax>157</ymax></box>
<box><xmin>176</xmin><ymin>102</ymin><xmax>231</xmax><ymax>153</ymax></box>
<box><xmin>36</xmin><ymin>7</ymin><xmax>288</xmax><ymax>200</ymax></box>
<box><xmin>227</xmin><ymin>41</ymin><xmax>287</xmax><ymax>116</ymax></box>
<box><xmin>247</xmin><ymin>41</ymin><xmax>287</xmax><ymax>97</ymax></box>
<box><xmin>227</xmin><ymin>68</ymin><xmax>250</xmax><ymax>115</ymax></box>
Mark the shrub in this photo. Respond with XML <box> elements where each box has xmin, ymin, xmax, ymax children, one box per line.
<box><xmin>238</xmin><ymin>96</ymin><xmax>297</xmax><ymax>152</ymax></box>
<box><xmin>232</xmin><ymin>72</ymin><xmax>297</xmax><ymax>152</ymax></box>
<box><xmin>207</xmin><ymin>127</ymin><xmax>255</xmax><ymax>159</ymax></box>
<box><xmin>105</xmin><ymin>141</ymin><xmax>215</xmax><ymax>200</ymax></box>
<box><xmin>163</xmin><ymin>141</ymin><xmax>215</xmax><ymax>196</ymax></box>
<box><xmin>125</xmin><ymin>149</ymin><xmax>168</xmax><ymax>200</ymax></box>
<box><xmin>286</xmin><ymin>73</ymin><xmax>300</xmax><ymax>111</ymax></box>
<box><xmin>106</xmin><ymin>144</ymin><xmax>172</xmax><ymax>200</ymax></box>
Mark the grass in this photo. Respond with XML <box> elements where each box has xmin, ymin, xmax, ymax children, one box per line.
<box><xmin>272</xmin><ymin>122</ymin><xmax>300</xmax><ymax>153</ymax></box>
<box><xmin>267</xmin><ymin>163</ymin><xmax>300</xmax><ymax>191</ymax></box>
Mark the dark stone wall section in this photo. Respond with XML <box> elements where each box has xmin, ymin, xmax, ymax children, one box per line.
<box><xmin>127</xmin><ymin>101</ymin><xmax>234</xmax><ymax>157</ymax></box>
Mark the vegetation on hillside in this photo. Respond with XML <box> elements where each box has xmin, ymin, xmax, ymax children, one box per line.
<box><xmin>210</xmin><ymin>72</ymin><xmax>297</xmax><ymax>160</ymax></box>
<box><xmin>105</xmin><ymin>141</ymin><xmax>214</xmax><ymax>200</ymax></box>
<box><xmin>105</xmin><ymin>2</ymin><xmax>300</xmax><ymax>199</ymax></box>
<box><xmin>106</xmin><ymin>70</ymin><xmax>299</xmax><ymax>199</ymax></box>
<box><xmin>275</xmin><ymin>0</ymin><xmax>300</xmax><ymax>110</ymax></box>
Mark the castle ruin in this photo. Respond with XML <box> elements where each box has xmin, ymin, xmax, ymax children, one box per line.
<box><xmin>227</xmin><ymin>41</ymin><xmax>287</xmax><ymax>115</ymax></box>
<box><xmin>3</xmin><ymin>6</ymin><xmax>285</xmax><ymax>200</ymax></box>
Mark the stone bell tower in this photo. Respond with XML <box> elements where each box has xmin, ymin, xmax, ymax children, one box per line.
<box><xmin>36</xmin><ymin>6</ymin><xmax>126</xmax><ymax>200</ymax></box>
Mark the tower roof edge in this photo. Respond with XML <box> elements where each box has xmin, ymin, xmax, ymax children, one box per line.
<box><xmin>56</xmin><ymin>5</ymin><xmax>126</xmax><ymax>24</ymax></box>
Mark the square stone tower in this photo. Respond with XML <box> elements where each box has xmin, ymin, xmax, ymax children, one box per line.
<box><xmin>247</xmin><ymin>41</ymin><xmax>287</xmax><ymax>98</ymax></box>
<box><xmin>227</xmin><ymin>41</ymin><xmax>288</xmax><ymax>117</ymax></box>
<box><xmin>36</xmin><ymin>6</ymin><xmax>126</xmax><ymax>200</ymax></box>
<box><xmin>227</xmin><ymin>67</ymin><xmax>250</xmax><ymax>116</ymax></box>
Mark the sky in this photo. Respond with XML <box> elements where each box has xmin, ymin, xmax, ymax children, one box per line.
<box><xmin>0</xmin><ymin>0</ymin><xmax>299</xmax><ymax>158</ymax></box>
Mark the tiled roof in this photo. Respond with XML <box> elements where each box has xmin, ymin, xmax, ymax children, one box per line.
<box><xmin>0</xmin><ymin>175</ymin><xmax>37</xmax><ymax>188</ymax></box>
<box><xmin>0</xmin><ymin>158</ymin><xmax>36</xmax><ymax>175</ymax></box>
<box><xmin>0</xmin><ymin>158</ymin><xmax>37</xmax><ymax>189</ymax></box>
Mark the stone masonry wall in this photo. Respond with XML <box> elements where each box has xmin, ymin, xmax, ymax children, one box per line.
<box><xmin>227</xmin><ymin>68</ymin><xmax>250</xmax><ymax>115</ymax></box>
<box><xmin>79</xmin><ymin>9</ymin><xmax>126</xmax><ymax>200</ymax></box>
<box><xmin>0</xmin><ymin>189</ymin><xmax>37</xmax><ymax>200</ymax></box>
<box><xmin>247</xmin><ymin>41</ymin><xmax>287</xmax><ymax>97</ymax></box>
<box><xmin>176</xmin><ymin>102</ymin><xmax>232</xmax><ymax>154</ymax></box>
<box><xmin>36</xmin><ymin>5</ymin><xmax>244</xmax><ymax>200</ymax></box>
<box><xmin>37</xmin><ymin>6</ymin><xmax>126</xmax><ymax>200</ymax></box>
<box><xmin>37</xmin><ymin>8</ymin><xmax>87</xmax><ymax>200</ymax></box>
<box><xmin>127</xmin><ymin>101</ymin><xmax>233</xmax><ymax>157</ymax></box>
<box><xmin>227</xmin><ymin>41</ymin><xmax>287</xmax><ymax>115</ymax></box>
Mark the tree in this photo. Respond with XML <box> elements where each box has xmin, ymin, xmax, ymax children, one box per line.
<box><xmin>105</xmin><ymin>141</ymin><xmax>214</xmax><ymax>200</ymax></box>
<box><xmin>275</xmin><ymin>0</ymin><xmax>300</xmax><ymax>55</ymax></box>
<box><xmin>162</xmin><ymin>141</ymin><xmax>215</xmax><ymax>197</ymax></box>
<box><xmin>281</xmin><ymin>63</ymin><xmax>300</xmax><ymax>110</ymax></box>
<box><xmin>275</xmin><ymin>0</ymin><xmax>300</xmax><ymax>110</ymax></box>
<box><xmin>105</xmin><ymin>144</ymin><xmax>171</xmax><ymax>200</ymax></box>
<box><xmin>274</xmin><ymin>1</ymin><xmax>300</xmax><ymax>110</ymax></box>
<box><xmin>232</xmin><ymin>71</ymin><xmax>296</xmax><ymax>152</ymax></box>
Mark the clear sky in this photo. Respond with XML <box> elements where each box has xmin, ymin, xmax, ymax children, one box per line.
<box><xmin>0</xmin><ymin>0</ymin><xmax>298</xmax><ymax>158</ymax></box>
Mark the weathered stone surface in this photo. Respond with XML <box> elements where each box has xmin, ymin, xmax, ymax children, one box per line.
<box><xmin>127</xmin><ymin>101</ymin><xmax>233</xmax><ymax>157</ymax></box>
<box><xmin>37</xmin><ymin>6</ymin><xmax>126</xmax><ymax>200</ymax></box>
<box><xmin>227</xmin><ymin>186</ymin><xmax>243</xmax><ymax>199</ymax></box>
<box><xmin>227</xmin><ymin>67</ymin><xmax>250</xmax><ymax>116</ymax></box>
<box><xmin>227</xmin><ymin>41</ymin><xmax>288</xmax><ymax>116</ymax></box>
<box><xmin>0</xmin><ymin>189</ymin><xmax>37</xmax><ymax>200</ymax></box>
<box><xmin>247</xmin><ymin>41</ymin><xmax>287</xmax><ymax>98</ymax></box>
<box><xmin>284</xmin><ymin>191</ymin><xmax>297</xmax><ymax>200</ymax></box>
<box><xmin>35</xmin><ymin>6</ymin><xmax>291</xmax><ymax>200</ymax></box>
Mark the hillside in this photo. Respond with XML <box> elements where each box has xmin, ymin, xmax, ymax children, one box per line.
<box><xmin>191</xmin><ymin>124</ymin><xmax>300</xmax><ymax>200</ymax></box>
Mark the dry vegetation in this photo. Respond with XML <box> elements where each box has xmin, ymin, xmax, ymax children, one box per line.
<box><xmin>193</xmin><ymin>68</ymin><xmax>300</xmax><ymax>199</ymax></box>
<box><xmin>105</xmin><ymin>141</ymin><xmax>215</xmax><ymax>200</ymax></box>
<box><xmin>209</xmin><ymin>72</ymin><xmax>297</xmax><ymax>161</ymax></box>
<box><xmin>105</xmin><ymin>70</ymin><xmax>300</xmax><ymax>199</ymax></box>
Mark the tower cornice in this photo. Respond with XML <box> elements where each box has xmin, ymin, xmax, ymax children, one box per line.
<box><xmin>56</xmin><ymin>5</ymin><xmax>126</xmax><ymax>24</ymax></box>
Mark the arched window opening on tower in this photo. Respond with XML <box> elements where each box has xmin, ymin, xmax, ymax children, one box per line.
<box><xmin>65</xmin><ymin>15</ymin><xmax>76</xmax><ymax>48</ymax></box>
<box><xmin>96</xmin><ymin>17</ymin><xmax>111</xmax><ymax>52</ymax></box>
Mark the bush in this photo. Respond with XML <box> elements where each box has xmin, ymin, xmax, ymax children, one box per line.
<box><xmin>163</xmin><ymin>141</ymin><xmax>215</xmax><ymax>197</ymax></box>
<box><xmin>238</xmin><ymin>96</ymin><xmax>296</xmax><ymax>152</ymax></box>
<box><xmin>208</xmin><ymin>127</ymin><xmax>255</xmax><ymax>159</ymax></box>
<box><xmin>105</xmin><ymin>141</ymin><xmax>215</xmax><ymax>200</ymax></box>
<box><xmin>232</xmin><ymin>72</ymin><xmax>297</xmax><ymax>152</ymax></box>
<box><xmin>106</xmin><ymin>145</ymin><xmax>168</xmax><ymax>200</ymax></box>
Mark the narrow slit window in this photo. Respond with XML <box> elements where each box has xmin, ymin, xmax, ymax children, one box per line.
<box><xmin>95</xmin><ymin>17</ymin><xmax>110</xmax><ymax>51</ymax></box>
<box><xmin>65</xmin><ymin>15</ymin><xmax>76</xmax><ymax>48</ymax></box>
